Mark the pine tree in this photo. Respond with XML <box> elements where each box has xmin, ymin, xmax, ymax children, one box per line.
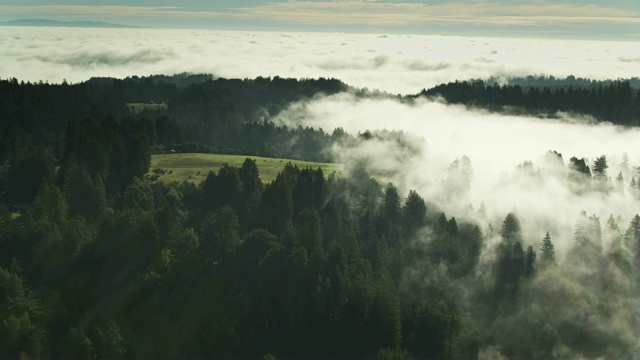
<box><xmin>540</xmin><ymin>232</ymin><xmax>555</xmax><ymax>263</ymax></box>
<box><xmin>626</xmin><ymin>214</ymin><xmax>640</xmax><ymax>255</ymax></box>
<box><xmin>378</xmin><ymin>183</ymin><xmax>402</xmax><ymax>245</ymax></box>
<box><xmin>605</xmin><ymin>214</ymin><xmax>620</xmax><ymax>238</ymax></box>
<box><xmin>616</xmin><ymin>171</ymin><xmax>624</xmax><ymax>189</ymax></box>
<box><xmin>402</xmin><ymin>190</ymin><xmax>426</xmax><ymax>237</ymax></box>
<box><xmin>500</xmin><ymin>212</ymin><xmax>522</xmax><ymax>244</ymax></box>
<box><xmin>592</xmin><ymin>155</ymin><xmax>609</xmax><ymax>191</ymax></box>
<box><xmin>524</xmin><ymin>245</ymin><xmax>536</xmax><ymax>278</ymax></box>
<box><xmin>494</xmin><ymin>213</ymin><xmax>525</xmax><ymax>305</ymax></box>
<box><xmin>629</xmin><ymin>177</ymin><xmax>638</xmax><ymax>198</ymax></box>
<box><xmin>592</xmin><ymin>155</ymin><xmax>608</xmax><ymax>179</ymax></box>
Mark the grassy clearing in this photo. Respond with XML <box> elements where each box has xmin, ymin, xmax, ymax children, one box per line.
<box><xmin>148</xmin><ymin>153</ymin><xmax>342</xmax><ymax>184</ymax></box>
<box><xmin>127</xmin><ymin>102</ymin><xmax>168</xmax><ymax>113</ymax></box>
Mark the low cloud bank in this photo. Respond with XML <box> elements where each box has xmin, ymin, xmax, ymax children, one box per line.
<box><xmin>1</xmin><ymin>27</ymin><xmax>639</xmax><ymax>94</ymax></box>
<box><xmin>274</xmin><ymin>94</ymin><xmax>640</xmax><ymax>259</ymax></box>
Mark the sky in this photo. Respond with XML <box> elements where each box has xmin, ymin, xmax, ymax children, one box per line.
<box><xmin>1</xmin><ymin>0</ymin><xmax>640</xmax><ymax>39</ymax></box>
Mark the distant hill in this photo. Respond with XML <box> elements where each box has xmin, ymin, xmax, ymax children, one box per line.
<box><xmin>0</xmin><ymin>19</ymin><xmax>140</xmax><ymax>28</ymax></box>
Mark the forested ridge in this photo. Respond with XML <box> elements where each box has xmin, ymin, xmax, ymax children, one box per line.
<box><xmin>417</xmin><ymin>76</ymin><xmax>640</xmax><ymax>125</ymax></box>
<box><xmin>1</xmin><ymin>74</ymin><xmax>640</xmax><ymax>358</ymax></box>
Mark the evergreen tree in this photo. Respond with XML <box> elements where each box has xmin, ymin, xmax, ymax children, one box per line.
<box><xmin>0</xmin><ymin>265</ymin><xmax>48</xmax><ymax>359</ymax></box>
<box><xmin>5</xmin><ymin>145</ymin><xmax>55</xmax><ymax>204</ymax></box>
<box><xmin>201</xmin><ymin>164</ymin><xmax>243</xmax><ymax>213</ymax></box>
<box><xmin>500</xmin><ymin>212</ymin><xmax>522</xmax><ymax>244</ymax></box>
<box><xmin>616</xmin><ymin>171</ymin><xmax>624</xmax><ymax>189</ymax></box>
<box><xmin>604</xmin><ymin>215</ymin><xmax>632</xmax><ymax>281</ymax></box>
<box><xmin>378</xmin><ymin>183</ymin><xmax>402</xmax><ymax>246</ymax></box>
<box><xmin>495</xmin><ymin>213</ymin><xmax>525</xmax><ymax>306</ymax></box>
<box><xmin>295</xmin><ymin>208</ymin><xmax>323</xmax><ymax>253</ymax></box>
<box><xmin>95</xmin><ymin>321</ymin><xmax>126</xmax><ymax>358</ymax></box>
<box><xmin>540</xmin><ymin>232</ymin><xmax>555</xmax><ymax>263</ymax></box>
<box><xmin>254</xmin><ymin>174</ymin><xmax>293</xmax><ymax>236</ymax></box>
<box><xmin>592</xmin><ymin>155</ymin><xmax>608</xmax><ymax>179</ymax></box>
<box><xmin>62</xmin><ymin>158</ymin><xmax>107</xmax><ymax>220</ymax></box>
<box><xmin>524</xmin><ymin>245</ymin><xmax>536</xmax><ymax>278</ymax></box>
<box><xmin>199</xmin><ymin>206</ymin><xmax>241</xmax><ymax>262</ymax></box>
<box><xmin>592</xmin><ymin>155</ymin><xmax>609</xmax><ymax>190</ymax></box>
<box><xmin>629</xmin><ymin>177</ymin><xmax>638</xmax><ymax>199</ymax></box>
<box><xmin>239</xmin><ymin>158</ymin><xmax>263</xmax><ymax>226</ymax></box>
<box><xmin>626</xmin><ymin>214</ymin><xmax>640</xmax><ymax>258</ymax></box>
<box><xmin>461</xmin><ymin>225</ymin><xmax>483</xmax><ymax>274</ymax></box>
<box><xmin>402</xmin><ymin>190</ymin><xmax>426</xmax><ymax>238</ymax></box>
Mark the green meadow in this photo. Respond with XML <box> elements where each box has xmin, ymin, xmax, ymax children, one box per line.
<box><xmin>148</xmin><ymin>153</ymin><xmax>342</xmax><ymax>184</ymax></box>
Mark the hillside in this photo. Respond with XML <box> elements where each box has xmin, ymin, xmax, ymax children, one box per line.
<box><xmin>148</xmin><ymin>153</ymin><xmax>342</xmax><ymax>184</ymax></box>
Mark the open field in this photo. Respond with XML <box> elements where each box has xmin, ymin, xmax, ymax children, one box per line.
<box><xmin>148</xmin><ymin>153</ymin><xmax>342</xmax><ymax>184</ymax></box>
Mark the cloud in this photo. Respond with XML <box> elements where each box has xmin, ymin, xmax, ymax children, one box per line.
<box><xmin>1</xmin><ymin>1</ymin><xmax>638</xmax><ymax>36</ymax></box>
<box><xmin>234</xmin><ymin>1</ymin><xmax>640</xmax><ymax>27</ymax></box>
<box><xmin>618</xmin><ymin>55</ymin><xmax>640</xmax><ymax>63</ymax></box>
<box><xmin>273</xmin><ymin>93</ymin><xmax>640</xmax><ymax>260</ymax></box>
<box><xmin>0</xmin><ymin>5</ymin><xmax>172</xmax><ymax>17</ymax></box>
<box><xmin>1</xmin><ymin>27</ymin><xmax>639</xmax><ymax>95</ymax></box>
<box><xmin>31</xmin><ymin>48</ymin><xmax>176</xmax><ymax>67</ymax></box>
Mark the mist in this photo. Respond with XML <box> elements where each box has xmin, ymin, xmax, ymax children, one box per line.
<box><xmin>2</xmin><ymin>26</ymin><xmax>639</xmax><ymax>94</ymax></box>
<box><xmin>274</xmin><ymin>93</ymin><xmax>640</xmax><ymax>259</ymax></box>
<box><xmin>268</xmin><ymin>92</ymin><xmax>640</xmax><ymax>358</ymax></box>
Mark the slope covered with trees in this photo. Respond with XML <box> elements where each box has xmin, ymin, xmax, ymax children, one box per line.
<box><xmin>1</xmin><ymin>74</ymin><xmax>640</xmax><ymax>358</ymax></box>
<box><xmin>2</xmin><ymin>154</ymin><xmax>640</xmax><ymax>358</ymax></box>
<box><xmin>417</xmin><ymin>77</ymin><xmax>640</xmax><ymax>125</ymax></box>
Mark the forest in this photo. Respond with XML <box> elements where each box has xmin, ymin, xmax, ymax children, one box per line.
<box><xmin>1</xmin><ymin>74</ymin><xmax>640</xmax><ymax>359</ymax></box>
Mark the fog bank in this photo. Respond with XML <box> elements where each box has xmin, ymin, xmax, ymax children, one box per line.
<box><xmin>274</xmin><ymin>94</ymin><xmax>640</xmax><ymax>258</ymax></box>
<box><xmin>1</xmin><ymin>27</ymin><xmax>639</xmax><ymax>94</ymax></box>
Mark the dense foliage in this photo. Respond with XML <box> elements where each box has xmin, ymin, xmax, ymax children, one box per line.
<box><xmin>417</xmin><ymin>77</ymin><xmax>640</xmax><ymax>125</ymax></box>
<box><xmin>0</xmin><ymin>75</ymin><xmax>350</xmax><ymax>163</ymax></box>
<box><xmin>1</xmin><ymin>74</ymin><xmax>640</xmax><ymax>358</ymax></box>
<box><xmin>2</xmin><ymin>156</ymin><xmax>640</xmax><ymax>358</ymax></box>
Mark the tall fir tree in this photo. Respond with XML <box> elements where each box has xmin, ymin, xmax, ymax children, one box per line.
<box><xmin>540</xmin><ymin>232</ymin><xmax>555</xmax><ymax>263</ymax></box>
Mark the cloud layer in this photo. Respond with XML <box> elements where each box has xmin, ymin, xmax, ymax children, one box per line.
<box><xmin>1</xmin><ymin>27</ymin><xmax>639</xmax><ymax>94</ymax></box>
<box><xmin>274</xmin><ymin>94</ymin><xmax>640</xmax><ymax>259</ymax></box>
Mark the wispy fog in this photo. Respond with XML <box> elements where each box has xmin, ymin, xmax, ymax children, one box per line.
<box><xmin>274</xmin><ymin>94</ymin><xmax>640</xmax><ymax>259</ymax></box>
<box><xmin>1</xmin><ymin>26</ymin><xmax>639</xmax><ymax>94</ymax></box>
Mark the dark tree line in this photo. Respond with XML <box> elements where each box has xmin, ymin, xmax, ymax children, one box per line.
<box><xmin>497</xmin><ymin>75</ymin><xmax>640</xmax><ymax>91</ymax></box>
<box><xmin>0</xmin><ymin>75</ymin><xmax>348</xmax><ymax>157</ymax></box>
<box><xmin>1</xmin><ymin>117</ymin><xmax>151</xmax><ymax>207</ymax></box>
<box><xmin>417</xmin><ymin>78</ymin><xmax>640</xmax><ymax>125</ymax></box>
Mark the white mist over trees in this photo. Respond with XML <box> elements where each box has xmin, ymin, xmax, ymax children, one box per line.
<box><xmin>265</xmin><ymin>88</ymin><xmax>640</xmax><ymax>358</ymax></box>
<box><xmin>274</xmin><ymin>93</ymin><xmax>640</xmax><ymax>258</ymax></box>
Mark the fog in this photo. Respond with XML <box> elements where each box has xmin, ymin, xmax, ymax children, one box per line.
<box><xmin>274</xmin><ymin>94</ymin><xmax>640</xmax><ymax>259</ymax></box>
<box><xmin>1</xmin><ymin>26</ymin><xmax>639</xmax><ymax>94</ymax></box>
<box><xmin>270</xmin><ymin>93</ymin><xmax>640</xmax><ymax>358</ymax></box>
